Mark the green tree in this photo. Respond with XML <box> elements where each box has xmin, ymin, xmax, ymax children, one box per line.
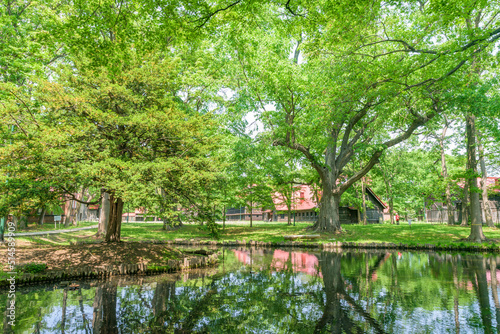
<box><xmin>221</xmin><ymin>1</ymin><xmax>500</xmax><ymax>233</ymax></box>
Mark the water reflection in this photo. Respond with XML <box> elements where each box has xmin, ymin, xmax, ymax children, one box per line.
<box><xmin>2</xmin><ymin>249</ymin><xmax>500</xmax><ymax>333</ymax></box>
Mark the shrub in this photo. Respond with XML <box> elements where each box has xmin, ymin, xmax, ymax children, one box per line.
<box><xmin>21</xmin><ymin>263</ymin><xmax>47</xmax><ymax>274</ymax></box>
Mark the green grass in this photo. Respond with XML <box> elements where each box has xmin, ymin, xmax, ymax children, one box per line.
<box><xmin>16</xmin><ymin>220</ymin><xmax>500</xmax><ymax>247</ymax></box>
<box><xmin>17</xmin><ymin>229</ymin><xmax>98</xmax><ymax>246</ymax></box>
<box><xmin>340</xmin><ymin>222</ymin><xmax>500</xmax><ymax>245</ymax></box>
<box><xmin>121</xmin><ymin>221</ymin><xmax>310</xmax><ymax>243</ymax></box>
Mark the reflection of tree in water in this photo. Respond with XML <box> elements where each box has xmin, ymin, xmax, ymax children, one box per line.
<box><xmin>317</xmin><ymin>251</ymin><xmax>500</xmax><ymax>334</ymax></box>
<box><xmin>315</xmin><ymin>251</ymin><xmax>387</xmax><ymax>334</ymax></box>
<box><xmin>92</xmin><ymin>283</ymin><xmax>118</xmax><ymax>334</ymax></box>
<box><xmin>6</xmin><ymin>250</ymin><xmax>500</xmax><ymax>333</ymax></box>
<box><xmin>150</xmin><ymin>280</ymin><xmax>176</xmax><ymax>331</ymax></box>
<box><xmin>146</xmin><ymin>251</ymin><xmax>325</xmax><ymax>333</ymax></box>
<box><xmin>490</xmin><ymin>257</ymin><xmax>500</xmax><ymax>333</ymax></box>
<box><xmin>429</xmin><ymin>253</ymin><xmax>500</xmax><ymax>334</ymax></box>
<box><xmin>464</xmin><ymin>256</ymin><xmax>493</xmax><ymax>334</ymax></box>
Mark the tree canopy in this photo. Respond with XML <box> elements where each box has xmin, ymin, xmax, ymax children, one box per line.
<box><xmin>1</xmin><ymin>0</ymin><xmax>500</xmax><ymax>240</ymax></box>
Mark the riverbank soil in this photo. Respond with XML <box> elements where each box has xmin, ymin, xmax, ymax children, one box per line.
<box><xmin>0</xmin><ymin>242</ymin><xmax>189</xmax><ymax>272</ymax></box>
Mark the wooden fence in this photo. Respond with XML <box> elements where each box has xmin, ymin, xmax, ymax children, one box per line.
<box><xmin>426</xmin><ymin>203</ymin><xmax>500</xmax><ymax>224</ymax></box>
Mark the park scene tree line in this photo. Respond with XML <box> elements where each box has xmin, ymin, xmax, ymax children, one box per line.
<box><xmin>1</xmin><ymin>0</ymin><xmax>500</xmax><ymax>243</ymax></box>
<box><xmin>2</xmin><ymin>0</ymin><xmax>500</xmax><ymax>332</ymax></box>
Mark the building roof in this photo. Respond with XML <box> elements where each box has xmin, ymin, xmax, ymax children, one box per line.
<box><xmin>273</xmin><ymin>184</ymin><xmax>318</xmax><ymax>212</ymax></box>
<box><xmin>458</xmin><ymin>177</ymin><xmax>500</xmax><ymax>193</ymax></box>
<box><xmin>272</xmin><ymin>184</ymin><xmax>386</xmax><ymax>211</ymax></box>
<box><xmin>366</xmin><ymin>187</ymin><xmax>388</xmax><ymax>209</ymax></box>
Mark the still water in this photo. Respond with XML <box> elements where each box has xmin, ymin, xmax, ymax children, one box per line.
<box><xmin>2</xmin><ymin>248</ymin><xmax>500</xmax><ymax>333</ymax></box>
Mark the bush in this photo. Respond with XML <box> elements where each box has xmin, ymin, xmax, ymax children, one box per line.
<box><xmin>20</xmin><ymin>263</ymin><xmax>47</xmax><ymax>274</ymax></box>
<box><xmin>199</xmin><ymin>220</ymin><xmax>220</xmax><ymax>239</ymax></box>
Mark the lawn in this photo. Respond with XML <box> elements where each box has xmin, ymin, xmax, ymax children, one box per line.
<box><xmin>340</xmin><ymin>223</ymin><xmax>500</xmax><ymax>245</ymax></box>
<box><xmin>14</xmin><ymin>220</ymin><xmax>500</xmax><ymax>247</ymax></box>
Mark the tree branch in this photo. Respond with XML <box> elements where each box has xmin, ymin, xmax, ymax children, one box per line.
<box><xmin>285</xmin><ymin>0</ymin><xmax>305</xmax><ymax>17</ymax></box>
<box><xmin>61</xmin><ymin>187</ymin><xmax>103</xmax><ymax>205</ymax></box>
<box><xmin>339</xmin><ymin>109</ymin><xmax>437</xmax><ymax>194</ymax></box>
<box><xmin>191</xmin><ymin>0</ymin><xmax>242</xmax><ymax>28</ymax></box>
<box><xmin>7</xmin><ymin>114</ymin><xmax>29</xmax><ymax>137</ymax></box>
<box><xmin>8</xmin><ymin>89</ymin><xmax>40</xmax><ymax>128</ymax></box>
<box><xmin>273</xmin><ymin>139</ymin><xmax>324</xmax><ymax>178</ymax></box>
<box><xmin>337</xmin><ymin>115</ymin><xmax>378</xmax><ymax>172</ymax></box>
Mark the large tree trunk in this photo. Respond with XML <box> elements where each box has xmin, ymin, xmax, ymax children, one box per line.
<box><xmin>354</xmin><ymin>184</ymin><xmax>362</xmax><ymax>223</ymax></box>
<box><xmin>439</xmin><ymin>123</ymin><xmax>454</xmax><ymax>226</ymax></box>
<box><xmin>63</xmin><ymin>199</ymin><xmax>72</xmax><ymax>227</ymax></box>
<box><xmin>461</xmin><ymin>181</ymin><xmax>469</xmax><ymax>226</ymax></box>
<box><xmin>466</xmin><ymin>114</ymin><xmax>486</xmax><ymax>242</ymax></box>
<box><xmin>38</xmin><ymin>207</ymin><xmax>46</xmax><ymax>225</ymax></box>
<box><xmin>312</xmin><ymin>184</ymin><xmax>342</xmax><ymax>232</ymax></box>
<box><xmin>67</xmin><ymin>190</ymin><xmax>83</xmax><ymax>227</ymax></box>
<box><xmin>461</xmin><ymin>154</ymin><xmax>470</xmax><ymax>227</ymax></box>
<box><xmin>288</xmin><ymin>183</ymin><xmax>292</xmax><ymax>225</ymax></box>
<box><xmin>18</xmin><ymin>216</ymin><xmax>27</xmax><ymax>230</ymax></box>
<box><xmin>74</xmin><ymin>188</ymin><xmax>86</xmax><ymax>225</ymax></box>
<box><xmin>159</xmin><ymin>188</ymin><xmax>167</xmax><ymax>230</ymax></box>
<box><xmin>12</xmin><ymin>216</ymin><xmax>18</xmax><ymax>231</ymax></box>
<box><xmin>98</xmin><ymin>192</ymin><xmax>110</xmax><ymax>237</ymax></box>
<box><xmin>478</xmin><ymin>133</ymin><xmax>494</xmax><ymax>227</ymax></box>
<box><xmin>105</xmin><ymin>194</ymin><xmax>123</xmax><ymax>243</ymax></box>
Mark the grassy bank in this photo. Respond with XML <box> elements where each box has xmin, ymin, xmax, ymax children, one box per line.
<box><xmin>13</xmin><ymin>221</ymin><xmax>500</xmax><ymax>248</ymax></box>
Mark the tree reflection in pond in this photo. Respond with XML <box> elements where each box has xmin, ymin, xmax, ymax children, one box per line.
<box><xmin>2</xmin><ymin>249</ymin><xmax>500</xmax><ymax>333</ymax></box>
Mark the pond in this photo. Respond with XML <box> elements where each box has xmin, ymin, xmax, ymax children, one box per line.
<box><xmin>2</xmin><ymin>248</ymin><xmax>500</xmax><ymax>333</ymax></box>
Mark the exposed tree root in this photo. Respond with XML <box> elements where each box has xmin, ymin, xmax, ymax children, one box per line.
<box><xmin>458</xmin><ymin>237</ymin><xmax>494</xmax><ymax>244</ymax></box>
<box><xmin>308</xmin><ymin>222</ymin><xmax>343</xmax><ymax>234</ymax></box>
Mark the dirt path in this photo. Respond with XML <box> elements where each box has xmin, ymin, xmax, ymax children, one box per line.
<box><xmin>13</xmin><ymin>225</ymin><xmax>97</xmax><ymax>237</ymax></box>
<box><xmin>0</xmin><ymin>242</ymin><xmax>186</xmax><ymax>270</ymax></box>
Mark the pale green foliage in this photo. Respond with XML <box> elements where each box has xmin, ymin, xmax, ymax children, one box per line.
<box><xmin>0</xmin><ymin>0</ymin><xmax>231</xmax><ymax>224</ymax></box>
